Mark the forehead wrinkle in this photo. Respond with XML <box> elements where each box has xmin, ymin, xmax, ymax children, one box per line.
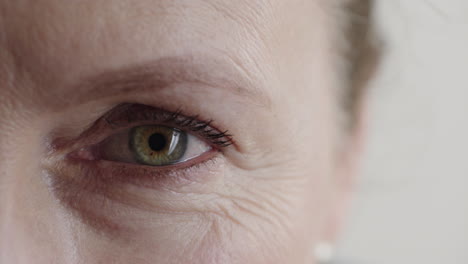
<box><xmin>58</xmin><ymin>55</ymin><xmax>272</xmax><ymax>111</ymax></box>
<box><xmin>0</xmin><ymin>1</ymin><xmax>277</xmax><ymax>113</ymax></box>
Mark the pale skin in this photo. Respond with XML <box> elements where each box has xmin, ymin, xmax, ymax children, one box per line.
<box><xmin>0</xmin><ymin>1</ymin><xmax>362</xmax><ymax>263</ymax></box>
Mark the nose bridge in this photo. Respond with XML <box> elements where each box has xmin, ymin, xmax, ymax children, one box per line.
<box><xmin>0</xmin><ymin>104</ymin><xmax>57</xmax><ymax>262</ymax></box>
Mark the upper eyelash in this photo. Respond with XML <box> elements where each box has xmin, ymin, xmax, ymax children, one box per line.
<box><xmin>103</xmin><ymin>104</ymin><xmax>234</xmax><ymax>148</ymax></box>
<box><xmin>166</xmin><ymin>110</ymin><xmax>233</xmax><ymax>147</ymax></box>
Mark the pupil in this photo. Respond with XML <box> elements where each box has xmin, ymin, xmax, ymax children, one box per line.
<box><xmin>148</xmin><ymin>133</ymin><xmax>167</xmax><ymax>151</ymax></box>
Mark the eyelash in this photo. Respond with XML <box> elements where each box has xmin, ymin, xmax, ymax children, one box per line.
<box><xmin>102</xmin><ymin>104</ymin><xmax>234</xmax><ymax>148</ymax></box>
<box><xmin>160</xmin><ymin>109</ymin><xmax>233</xmax><ymax>147</ymax></box>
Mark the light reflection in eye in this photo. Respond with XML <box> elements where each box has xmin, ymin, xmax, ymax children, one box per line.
<box><xmin>99</xmin><ymin>125</ymin><xmax>211</xmax><ymax>166</ymax></box>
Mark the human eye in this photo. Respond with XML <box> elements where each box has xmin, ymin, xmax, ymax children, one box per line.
<box><xmin>48</xmin><ymin>103</ymin><xmax>234</xmax><ymax>196</ymax></box>
<box><xmin>101</xmin><ymin>124</ymin><xmax>206</xmax><ymax>166</ymax></box>
<box><xmin>71</xmin><ymin>104</ymin><xmax>233</xmax><ymax>168</ymax></box>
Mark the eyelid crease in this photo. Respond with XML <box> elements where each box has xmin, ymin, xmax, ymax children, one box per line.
<box><xmin>56</xmin><ymin>55</ymin><xmax>272</xmax><ymax>111</ymax></box>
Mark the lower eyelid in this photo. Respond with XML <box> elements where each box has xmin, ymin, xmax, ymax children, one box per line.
<box><xmin>65</xmin><ymin>148</ymin><xmax>222</xmax><ymax>192</ymax></box>
<box><xmin>45</xmin><ymin>152</ymin><xmax>224</xmax><ymax>221</ymax></box>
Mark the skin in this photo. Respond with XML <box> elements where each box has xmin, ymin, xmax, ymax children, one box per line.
<box><xmin>0</xmin><ymin>0</ymin><xmax>362</xmax><ymax>263</ymax></box>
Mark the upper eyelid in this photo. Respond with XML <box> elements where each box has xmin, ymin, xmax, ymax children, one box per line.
<box><xmin>59</xmin><ymin>56</ymin><xmax>272</xmax><ymax>111</ymax></box>
<box><xmin>102</xmin><ymin>104</ymin><xmax>234</xmax><ymax>147</ymax></box>
<box><xmin>48</xmin><ymin>103</ymin><xmax>234</xmax><ymax>155</ymax></box>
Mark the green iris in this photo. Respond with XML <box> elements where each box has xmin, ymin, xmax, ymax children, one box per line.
<box><xmin>129</xmin><ymin>125</ymin><xmax>188</xmax><ymax>166</ymax></box>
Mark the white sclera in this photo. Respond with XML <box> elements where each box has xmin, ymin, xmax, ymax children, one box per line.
<box><xmin>178</xmin><ymin>134</ymin><xmax>211</xmax><ymax>163</ymax></box>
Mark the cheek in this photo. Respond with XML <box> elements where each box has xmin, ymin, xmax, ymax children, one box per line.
<box><xmin>60</xmin><ymin>153</ymin><xmax>334</xmax><ymax>264</ymax></box>
<box><xmin>204</xmin><ymin>108</ymin><xmax>338</xmax><ymax>262</ymax></box>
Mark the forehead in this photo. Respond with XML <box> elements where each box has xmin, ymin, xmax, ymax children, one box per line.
<box><xmin>0</xmin><ymin>0</ymin><xmax>332</xmax><ymax>110</ymax></box>
<box><xmin>0</xmin><ymin>1</ymin><xmax>268</xmax><ymax>73</ymax></box>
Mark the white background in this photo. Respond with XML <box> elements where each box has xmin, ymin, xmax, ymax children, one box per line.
<box><xmin>337</xmin><ymin>1</ymin><xmax>468</xmax><ymax>263</ymax></box>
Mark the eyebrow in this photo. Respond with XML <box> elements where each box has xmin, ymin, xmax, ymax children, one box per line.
<box><xmin>63</xmin><ymin>55</ymin><xmax>271</xmax><ymax>109</ymax></box>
